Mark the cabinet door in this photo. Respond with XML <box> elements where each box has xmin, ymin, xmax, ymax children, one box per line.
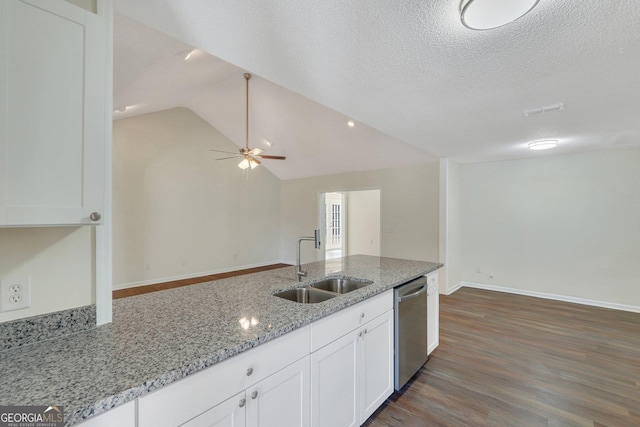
<box><xmin>0</xmin><ymin>0</ymin><xmax>106</xmax><ymax>225</ymax></box>
<box><xmin>359</xmin><ymin>310</ymin><xmax>394</xmax><ymax>423</ymax></box>
<box><xmin>181</xmin><ymin>391</ymin><xmax>246</xmax><ymax>427</ymax></box>
<box><xmin>311</xmin><ymin>330</ymin><xmax>359</xmax><ymax>427</ymax></box>
<box><xmin>427</xmin><ymin>282</ymin><xmax>439</xmax><ymax>355</ymax></box>
<box><xmin>247</xmin><ymin>356</ymin><xmax>310</xmax><ymax>427</ymax></box>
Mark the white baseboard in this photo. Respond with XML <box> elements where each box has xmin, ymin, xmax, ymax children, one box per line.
<box><xmin>454</xmin><ymin>281</ymin><xmax>640</xmax><ymax>314</ymax></box>
<box><xmin>113</xmin><ymin>260</ymin><xmax>290</xmax><ymax>291</ymax></box>
<box><xmin>446</xmin><ymin>282</ymin><xmax>464</xmax><ymax>295</ymax></box>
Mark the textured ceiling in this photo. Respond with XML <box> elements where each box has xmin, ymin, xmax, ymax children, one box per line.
<box><xmin>113</xmin><ymin>0</ymin><xmax>640</xmax><ymax>179</ymax></box>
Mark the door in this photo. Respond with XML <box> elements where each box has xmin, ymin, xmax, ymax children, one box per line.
<box><xmin>359</xmin><ymin>310</ymin><xmax>394</xmax><ymax>423</ymax></box>
<box><xmin>181</xmin><ymin>391</ymin><xmax>246</xmax><ymax>427</ymax></box>
<box><xmin>247</xmin><ymin>356</ymin><xmax>311</xmax><ymax>427</ymax></box>
<box><xmin>0</xmin><ymin>0</ymin><xmax>106</xmax><ymax>225</ymax></box>
<box><xmin>323</xmin><ymin>192</ymin><xmax>346</xmax><ymax>260</ymax></box>
<box><xmin>311</xmin><ymin>330</ymin><xmax>359</xmax><ymax>427</ymax></box>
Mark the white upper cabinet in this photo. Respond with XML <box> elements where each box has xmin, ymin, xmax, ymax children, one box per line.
<box><xmin>0</xmin><ymin>0</ymin><xmax>107</xmax><ymax>226</ymax></box>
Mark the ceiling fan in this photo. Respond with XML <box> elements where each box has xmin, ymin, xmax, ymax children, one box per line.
<box><xmin>211</xmin><ymin>73</ymin><xmax>286</xmax><ymax>170</ymax></box>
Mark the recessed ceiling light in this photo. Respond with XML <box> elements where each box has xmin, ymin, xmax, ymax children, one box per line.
<box><xmin>528</xmin><ymin>140</ymin><xmax>558</xmax><ymax>150</ymax></box>
<box><xmin>263</xmin><ymin>139</ymin><xmax>272</xmax><ymax>147</ymax></box>
<box><xmin>347</xmin><ymin>120</ymin><xmax>355</xmax><ymax>127</ymax></box>
<box><xmin>460</xmin><ymin>0</ymin><xmax>540</xmax><ymax>30</ymax></box>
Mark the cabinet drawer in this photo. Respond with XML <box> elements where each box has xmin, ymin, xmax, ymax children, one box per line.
<box><xmin>77</xmin><ymin>401</ymin><xmax>135</xmax><ymax>427</ymax></box>
<box><xmin>311</xmin><ymin>290</ymin><xmax>392</xmax><ymax>352</ymax></box>
<box><xmin>139</xmin><ymin>325</ymin><xmax>310</xmax><ymax>427</ymax></box>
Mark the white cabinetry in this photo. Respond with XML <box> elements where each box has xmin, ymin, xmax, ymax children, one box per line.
<box><xmin>0</xmin><ymin>0</ymin><xmax>107</xmax><ymax>226</ymax></box>
<box><xmin>183</xmin><ymin>357</ymin><xmax>310</xmax><ymax>427</ymax></box>
<box><xmin>310</xmin><ymin>291</ymin><xmax>394</xmax><ymax>427</ymax></box>
<box><xmin>76</xmin><ymin>400</ymin><xmax>135</xmax><ymax>427</ymax></box>
<box><xmin>427</xmin><ymin>272</ymin><xmax>439</xmax><ymax>355</ymax></box>
<box><xmin>139</xmin><ymin>326</ymin><xmax>311</xmax><ymax>427</ymax></box>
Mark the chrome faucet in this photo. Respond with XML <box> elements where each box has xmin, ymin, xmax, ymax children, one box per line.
<box><xmin>296</xmin><ymin>229</ymin><xmax>321</xmax><ymax>281</ymax></box>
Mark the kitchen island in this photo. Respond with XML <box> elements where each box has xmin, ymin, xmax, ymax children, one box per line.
<box><xmin>0</xmin><ymin>255</ymin><xmax>441</xmax><ymax>426</ymax></box>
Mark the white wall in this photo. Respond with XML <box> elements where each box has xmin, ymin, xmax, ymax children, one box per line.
<box><xmin>346</xmin><ymin>190</ymin><xmax>380</xmax><ymax>256</ymax></box>
<box><xmin>0</xmin><ymin>227</ymin><xmax>94</xmax><ymax>322</ymax></box>
<box><xmin>459</xmin><ymin>148</ymin><xmax>640</xmax><ymax>308</ymax></box>
<box><xmin>112</xmin><ymin>108</ymin><xmax>282</xmax><ymax>289</ymax></box>
<box><xmin>280</xmin><ymin>163</ymin><xmax>439</xmax><ymax>265</ymax></box>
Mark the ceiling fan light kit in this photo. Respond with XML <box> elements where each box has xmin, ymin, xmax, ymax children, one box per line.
<box><xmin>460</xmin><ymin>0</ymin><xmax>540</xmax><ymax>30</ymax></box>
<box><xmin>528</xmin><ymin>140</ymin><xmax>558</xmax><ymax>150</ymax></box>
<box><xmin>211</xmin><ymin>73</ymin><xmax>286</xmax><ymax>172</ymax></box>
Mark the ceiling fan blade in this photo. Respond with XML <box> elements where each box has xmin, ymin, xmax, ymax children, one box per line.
<box><xmin>257</xmin><ymin>155</ymin><xmax>286</xmax><ymax>160</ymax></box>
<box><xmin>215</xmin><ymin>155</ymin><xmax>243</xmax><ymax>160</ymax></box>
<box><xmin>249</xmin><ymin>148</ymin><xmax>263</xmax><ymax>155</ymax></box>
<box><xmin>210</xmin><ymin>149</ymin><xmax>241</xmax><ymax>155</ymax></box>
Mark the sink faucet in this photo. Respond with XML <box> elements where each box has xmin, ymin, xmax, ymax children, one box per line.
<box><xmin>296</xmin><ymin>229</ymin><xmax>321</xmax><ymax>281</ymax></box>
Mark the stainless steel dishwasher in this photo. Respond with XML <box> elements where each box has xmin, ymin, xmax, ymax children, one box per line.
<box><xmin>394</xmin><ymin>275</ymin><xmax>429</xmax><ymax>390</ymax></box>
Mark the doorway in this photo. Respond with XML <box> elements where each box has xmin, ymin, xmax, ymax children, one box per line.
<box><xmin>324</xmin><ymin>192</ymin><xmax>346</xmax><ymax>259</ymax></box>
<box><xmin>319</xmin><ymin>190</ymin><xmax>381</xmax><ymax>261</ymax></box>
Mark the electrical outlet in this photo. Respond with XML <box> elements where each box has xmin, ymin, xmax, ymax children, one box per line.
<box><xmin>1</xmin><ymin>276</ymin><xmax>31</xmax><ymax>312</ymax></box>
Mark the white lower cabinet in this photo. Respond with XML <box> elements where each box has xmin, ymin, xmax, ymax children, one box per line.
<box><xmin>311</xmin><ymin>291</ymin><xmax>394</xmax><ymax>427</ymax></box>
<box><xmin>246</xmin><ymin>356</ymin><xmax>310</xmax><ymax>427</ymax></box>
<box><xmin>359</xmin><ymin>310</ymin><xmax>394</xmax><ymax>421</ymax></box>
<box><xmin>426</xmin><ymin>272</ymin><xmax>439</xmax><ymax>355</ymax></box>
<box><xmin>311</xmin><ymin>329</ymin><xmax>359</xmax><ymax>427</ymax></box>
<box><xmin>181</xmin><ymin>391</ymin><xmax>246</xmax><ymax>427</ymax></box>
<box><xmin>108</xmin><ymin>292</ymin><xmax>396</xmax><ymax>427</ymax></box>
<box><xmin>139</xmin><ymin>326</ymin><xmax>310</xmax><ymax>427</ymax></box>
<box><xmin>183</xmin><ymin>357</ymin><xmax>310</xmax><ymax>427</ymax></box>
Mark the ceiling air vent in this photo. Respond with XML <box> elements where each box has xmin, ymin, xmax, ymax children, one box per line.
<box><xmin>523</xmin><ymin>103</ymin><xmax>564</xmax><ymax>117</ymax></box>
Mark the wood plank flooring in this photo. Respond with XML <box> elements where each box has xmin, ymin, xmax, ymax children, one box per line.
<box><xmin>112</xmin><ymin>263</ymin><xmax>291</xmax><ymax>299</ymax></box>
<box><xmin>364</xmin><ymin>287</ymin><xmax>640</xmax><ymax>427</ymax></box>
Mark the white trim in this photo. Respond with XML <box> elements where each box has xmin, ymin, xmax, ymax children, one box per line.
<box><xmin>438</xmin><ymin>158</ymin><xmax>448</xmax><ymax>295</ymax></box>
<box><xmin>446</xmin><ymin>281</ymin><xmax>464</xmax><ymax>295</ymax></box>
<box><xmin>113</xmin><ymin>260</ymin><xmax>291</xmax><ymax>290</ymax></box>
<box><xmin>95</xmin><ymin>0</ymin><xmax>113</xmax><ymax>326</ymax></box>
<box><xmin>456</xmin><ymin>281</ymin><xmax>640</xmax><ymax>314</ymax></box>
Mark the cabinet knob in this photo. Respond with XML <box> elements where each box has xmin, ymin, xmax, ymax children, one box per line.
<box><xmin>239</xmin><ymin>398</ymin><xmax>246</xmax><ymax>408</ymax></box>
<box><xmin>90</xmin><ymin>212</ymin><xmax>101</xmax><ymax>221</ymax></box>
<box><xmin>364</xmin><ymin>328</ymin><xmax>368</xmax><ymax>334</ymax></box>
<box><xmin>246</xmin><ymin>367</ymin><xmax>253</xmax><ymax>376</ymax></box>
<box><xmin>251</xmin><ymin>390</ymin><xmax>258</xmax><ymax>400</ymax></box>
<box><xmin>360</xmin><ymin>313</ymin><xmax>365</xmax><ymax>319</ymax></box>
<box><xmin>358</xmin><ymin>331</ymin><xmax>363</xmax><ymax>338</ymax></box>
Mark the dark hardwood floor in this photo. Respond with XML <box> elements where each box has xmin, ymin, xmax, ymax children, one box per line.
<box><xmin>112</xmin><ymin>263</ymin><xmax>291</xmax><ymax>299</ymax></box>
<box><xmin>364</xmin><ymin>287</ymin><xmax>640</xmax><ymax>427</ymax></box>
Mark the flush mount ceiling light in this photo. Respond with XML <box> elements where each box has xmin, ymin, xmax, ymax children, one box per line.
<box><xmin>460</xmin><ymin>0</ymin><xmax>540</xmax><ymax>30</ymax></box>
<box><xmin>210</xmin><ymin>73</ymin><xmax>286</xmax><ymax>171</ymax></box>
<box><xmin>528</xmin><ymin>140</ymin><xmax>558</xmax><ymax>150</ymax></box>
<box><xmin>347</xmin><ymin>120</ymin><xmax>355</xmax><ymax>127</ymax></box>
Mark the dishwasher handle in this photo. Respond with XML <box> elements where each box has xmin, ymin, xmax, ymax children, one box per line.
<box><xmin>397</xmin><ymin>284</ymin><xmax>429</xmax><ymax>302</ymax></box>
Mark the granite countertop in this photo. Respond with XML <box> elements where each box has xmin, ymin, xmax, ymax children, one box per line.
<box><xmin>0</xmin><ymin>255</ymin><xmax>442</xmax><ymax>426</ymax></box>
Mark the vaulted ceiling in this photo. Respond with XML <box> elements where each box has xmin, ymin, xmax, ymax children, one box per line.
<box><xmin>113</xmin><ymin>0</ymin><xmax>640</xmax><ymax>180</ymax></box>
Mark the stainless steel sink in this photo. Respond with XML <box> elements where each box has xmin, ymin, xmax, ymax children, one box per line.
<box><xmin>309</xmin><ymin>278</ymin><xmax>373</xmax><ymax>294</ymax></box>
<box><xmin>274</xmin><ymin>287</ymin><xmax>337</xmax><ymax>303</ymax></box>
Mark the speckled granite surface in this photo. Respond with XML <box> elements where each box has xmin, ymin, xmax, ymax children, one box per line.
<box><xmin>0</xmin><ymin>256</ymin><xmax>441</xmax><ymax>426</ymax></box>
<box><xmin>0</xmin><ymin>305</ymin><xmax>96</xmax><ymax>351</ymax></box>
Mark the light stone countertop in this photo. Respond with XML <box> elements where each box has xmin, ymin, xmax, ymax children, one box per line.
<box><xmin>0</xmin><ymin>255</ymin><xmax>442</xmax><ymax>426</ymax></box>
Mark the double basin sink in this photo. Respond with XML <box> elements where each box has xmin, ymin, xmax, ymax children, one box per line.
<box><xmin>274</xmin><ymin>278</ymin><xmax>373</xmax><ymax>303</ymax></box>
